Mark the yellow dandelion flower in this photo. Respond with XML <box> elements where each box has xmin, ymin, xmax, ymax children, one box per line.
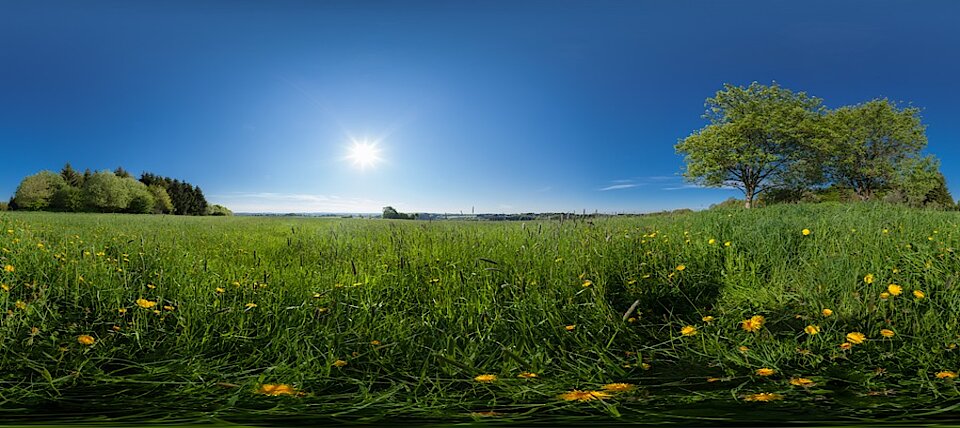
<box><xmin>256</xmin><ymin>383</ymin><xmax>302</xmax><ymax>396</ymax></box>
<box><xmin>14</xmin><ymin>300</ymin><xmax>26</xmax><ymax>310</ymax></box>
<box><xmin>565</xmin><ymin>325</ymin><xmax>576</xmax><ymax>331</ymax></box>
<box><xmin>936</xmin><ymin>371</ymin><xmax>958</xmax><ymax>379</ymax></box>
<box><xmin>136</xmin><ymin>298</ymin><xmax>156</xmax><ymax>309</ymax></box>
<box><xmin>741</xmin><ymin>315</ymin><xmax>765</xmax><ymax>332</ymax></box>
<box><xmin>789</xmin><ymin>377</ymin><xmax>816</xmax><ymax>387</ymax></box>
<box><xmin>744</xmin><ymin>392</ymin><xmax>783</xmax><ymax>402</ymax></box>
<box><xmin>332</xmin><ymin>359</ymin><xmax>348</xmax><ymax>368</ymax></box>
<box><xmin>738</xmin><ymin>345</ymin><xmax>750</xmax><ymax>352</ymax></box>
<box><xmin>474</xmin><ymin>374</ymin><xmax>497</xmax><ymax>383</ymax></box>
<box><xmin>822</xmin><ymin>308</ymin><xmax>833</xmax><ymax>317</ymax></box>
<box><xmin>708</xmin><ymin>238</ymin><xmax>716</xmax><ymax>245</ymax></box>
<box><xmin>914</xmin><ymin>290</ymin><xmax>925</xmax><ymax>299</ymax></box>
<box><xmin>846</xmin><ymin>332</ymin><xmax>866</xmax><ymax>344</ymax></box>
<box><xmin>839</xmin><ymin>342</ymin><xmax>853</xmax><ymax>350</ymax></box>
<box><xmin>163</xmin><ymin>305</ymin><xmax>175</xmax><ymax>311</ymax></box>
<box><xmin>887</xmin><ymin>284</ymin><xmax>902</xmax><ymax>296</ymax></box>
<box><xmin>215</xmin><ymin>287</ymin><xmax>225</xmax><ymax>293</ymax></box>
<box><xmin>804</xmin><ymin>325</ymin><xmax>820</xmax><ymax>335</ymax></box>
<box><xmin>601</xmin><ymin>383</ymin><xmax>635</xmax><ymax>392</ymax></box>
<box><xmin>517</xmin><ymin>372</ymin><xmax>538</xmax><ymax>379</ymax></box>
<box><xmin>724</xmin><ymin>241</ymin><xmax>732</xmax><ymax>247</ymax></box>
<box><xmin>118</xmin><ymin>308</ymin><xmax>127</xmax><ymax>314</ymax></box>
<box><xmin>581</xmin><ymin>280</ymin><xmax>593</xmax><ymax>287</ymax></box>
<box><xmin>245</xmin><ymin>303</ymin><xmax>257</xmax><ymax>308</ymax></box>
<box><xmin>3</xmin><ymin>265</ymin><xmax>13</xmax><ymax>273</ymax></box>
<box><xmin>879</xmin><ymin>292</ymin><xmax>890</xmax><ymax>299</ymax></box>
<box><xmin>702</xmin><ymin>315</ymin><xmax>715</xmax><ymax>323</ymax></box>
<box><xmin>680</xmin><ymin>325</ymin><xmax>697</xmax><ymax>336</ymax></box>
<box><xmin>864</xmin><ymin>274</ymin><xmax>874</xmax><ymax>284</ymax></box>
<box><xmin>627</xmin><ymin>317</ymin><xmax>636</xmax><ymax>323</ymax></box>
<box><xmin>558</xmin><ymin>390</ymin><xmax>612</xmax><ymax>401</ymax></box>
<box><xmin>370</xmin><ymin>340</ymin><xmax>381</xmax><ymax>346</ymax></box>
<box><xmin>802</xmin><ymin>229</ymin><xmax>811</xmax><ymax>236</ymax></box>
<box><xmin>676</xmin><ymin>264</ymin><xmax>686</xmax><ymax>271</ymax></box>
<box><xmin>1</xmin><ymin>284</ymin><xmax>8</xmax><ymax>292</ymax></box>
<box><xmin>77</xmin><ymin>335</ymin><xmax>96</xmax><ymax>346</ymax></box>
<box><xmin>755</xmin><ymin>368</ymin><xmax>775</xmax><ymax>376</ymax></box>
<box><xmin>880</xmin><ymin>329</ymin><xmax>895</xmax><ymax>338</ymax></box>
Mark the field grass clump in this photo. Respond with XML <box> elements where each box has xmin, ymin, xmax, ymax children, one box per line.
<box><xmin>2</xmin><ymin>202</ymin><xmax>960</xmax><ymax>424</ymax></box>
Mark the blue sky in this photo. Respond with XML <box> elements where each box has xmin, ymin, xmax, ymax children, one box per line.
<box><xmin>2</xmin><ymin>1</ymin><xmax>959</xmax><ymax>213</ymax></box>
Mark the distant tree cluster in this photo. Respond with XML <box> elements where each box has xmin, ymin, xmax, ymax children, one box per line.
<box><xmin>677</xmin><ymin>82</ymin><xmax>954</xmax><ymax>209</ymax></box>
<box><xmin>382</xmin><ymin>206</ymin><xmax>416</xmax><ymax>220</ymax></box>
<box><xmin>139</xmin><ymin>172</ymin><xmax>209</xmax><ymax>215</ymax></box>
<box><xmin>7</xmin><ymin>164</ymin><xmax>227</xmax><ymax>215</ymax></box>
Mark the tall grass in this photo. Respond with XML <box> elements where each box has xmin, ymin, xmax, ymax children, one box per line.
<box><xmin>2</xmin><ymin>202</ymin><xmax>960</xmax><ymax>424</ymax></box>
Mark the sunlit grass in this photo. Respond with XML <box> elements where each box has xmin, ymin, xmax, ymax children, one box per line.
<box><xmin>3</xmin><ymin>202</ymin><xmax>960</xmax><ymax>424</ymax></box>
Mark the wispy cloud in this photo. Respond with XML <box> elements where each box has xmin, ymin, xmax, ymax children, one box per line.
<box><xmin>599</xmin><ymin>183</ymin><xmax>640</xmax><ymax>191</ymax></box>
<box><xmin>662</xmin><ymin>184</ymin><xmax>737</xmax><ymax>191</ymax></box>
<box><xmin>209</xmin><ymin>192</ymin><xmax>388</xmax><ymax>213</ymax></box>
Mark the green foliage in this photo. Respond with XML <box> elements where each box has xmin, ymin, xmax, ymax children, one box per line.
<box><xmin>50</xmin><ymin>186</ymin><xmax>84</xmax><ymax>212</ymax></box>
<box><xmin>148</xmin><ymin>185</ymin><xmax>174</xmax><ymax>214</ymax></box>
<box><xmin>13</xmin><ymin>170</ymin><xmax>66</xmax><ymax>210</ymax></box>
<box><xmin>825</xmin><ymin>99</ymin><xmax>927</xmax><ymax>199</ymax></box>
<box><xmin>382</xmin><ymin>206</ymin><xmax>415</xmax><ymax>219</ymax></box>
<box><xmin>113</xmin><ymin>166</ymin><xmax>132</xmax><ymax>179</ymax></box>
<box><xmin>206</xmin><ymin>204</ymin><xmax>233</xmax><ymax>216</ymax></box>
<box><xmin>59</xmin><ymin>162</ymin><xmax>83</xmax><ymax>187</ymax></box>
<box><xmin>888</xmin><ymin>155</ymin><xmax>942</xmax><ymax>208</ymax></box>
<box><xmin>676</xmin><ymin>82</ymin><xmax>829</xmax><ymax>208</ymax></box>
<box><xmin>140</xmin><ymin>172</ymin><xmax>209</xmax><ymax>215</ymax></box>
<box><xmin>123</xmin><ymin>178</ymin><xmax>155</xmax><ymax>214</ymax></box>
<box><xmin>82</xmin><ymin>171</ymin><xmax>131</xmax><ymax>212</ymax></box>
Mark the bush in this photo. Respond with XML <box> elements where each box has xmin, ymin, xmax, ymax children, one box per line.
<box><xmin>148</xmin><ymin>185</ymin><xmax>174</xmax><ymax>214</ymax></box>
<box><xmin>206</xmin><ymin>204</ymin><xmax>233</xmax><ymax>216</ymax></box>
<box><xmin>123</xmin><ymin>178</ymin><xmax>155</xmax><ymax>214</ymax></box>
<box><xmin>82</xmin><ymin>171</ymin><xmax>131</xmax><ymax>213</ymax></box>
<box><xmin>14</xmin><ymin>171</ymin><xmax>66</xmax><ymax>211</ymax></box>
<box><xmin>50</xmin><ymin>186</ymin><xmax>84</xmax><ymax>212</ymax></box>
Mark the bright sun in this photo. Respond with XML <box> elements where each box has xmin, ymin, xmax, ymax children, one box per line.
<box><xmin>346</xmin><ymin>140</ymin><xmax>382</xmax><ymax>170</ymax></box>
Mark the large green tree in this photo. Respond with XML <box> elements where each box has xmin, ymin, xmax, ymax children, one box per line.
<box><xmin>825</xmin><ymin>99</ymin><xmax>927</xmax><ymax>200</ymax></box>
<box><xmin>82</xmin><ymin>171</ymin><xmax>131</xmax><ymax>212</ymax></box>
<box><xmin>676</xmin><ymin>82</ymin><xmax>828</xmax><ymax>208</ymax></box>
<box><xmin>13</xmin><ymin>171</ymin><xmax>66</xmax><ymax>210</ymax></box>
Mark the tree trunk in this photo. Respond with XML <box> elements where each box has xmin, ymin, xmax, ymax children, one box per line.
<box><xmin>744</xmin><ymin>187</ymin><xmax>755</xmax><ymax>209</ymax></box>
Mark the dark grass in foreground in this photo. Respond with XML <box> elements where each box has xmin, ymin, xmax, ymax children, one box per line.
<box><xmin>3</xmin><ymin>203</ymin><xmax>960</xmax><ymax>425</ymax></box>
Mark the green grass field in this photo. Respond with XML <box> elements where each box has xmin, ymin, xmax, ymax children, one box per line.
<box><xmin>3</xmin><ymin>203</ymin><xmax>960</xmax><ymax>425</ymax></box>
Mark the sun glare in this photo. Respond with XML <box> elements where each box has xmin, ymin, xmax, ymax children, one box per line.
<box><xmin>346</xmin><ymin>140</ymin><xmax>382</xmax><ymax>170</ymax></box>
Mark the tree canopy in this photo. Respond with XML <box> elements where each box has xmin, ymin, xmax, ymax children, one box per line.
<box><xmin>675</xmin><ymin>82</ymin><xmax>829</xmax><ymax>208</ymax></box>
<box><xmin>825</xmin><ymin>99</ymin><xmax>927</xmax><ymax>200</ymax></box>
<box><xmin>6</xmin><ymin>164</ymin><xmax>223</xmax><ymax>215</ymax></box>
<box><xmin>679</xmin><ymin>82</ymin><xmax>950</xmax><ymax>209</ymax></box>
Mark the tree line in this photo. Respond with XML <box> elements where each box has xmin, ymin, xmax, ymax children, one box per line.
<box><xmin>6</xmin><ymin>164</ymin><xmax>232</xmax><ymax>215</ymax></box>
<box><xmin>676</xmin><ymin>82</ymin><xmax>954</xmax><ymax>209</ymax></box>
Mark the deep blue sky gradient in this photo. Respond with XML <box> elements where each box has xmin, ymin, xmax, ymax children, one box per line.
<box><xmin>2</xmin><ymin>1</ymin><xmax>959</xmax><ymax>213</ymax></box>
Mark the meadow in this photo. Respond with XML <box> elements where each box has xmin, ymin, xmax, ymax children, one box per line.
<box><xmin>3</xmin><ymin>203</ymin><xmax>960</xmax><ymax>425</ymax></box>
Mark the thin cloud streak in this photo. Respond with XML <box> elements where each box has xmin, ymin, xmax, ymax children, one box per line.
<box><xmin>599</xmin><ymin>184</ymin><xmax>640</xmax><ymax>191</ymax></box>
<box><xmin>210</xmin><ymin>192</ymin><xmax>388</xmax><ymax>213</ymax></box>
